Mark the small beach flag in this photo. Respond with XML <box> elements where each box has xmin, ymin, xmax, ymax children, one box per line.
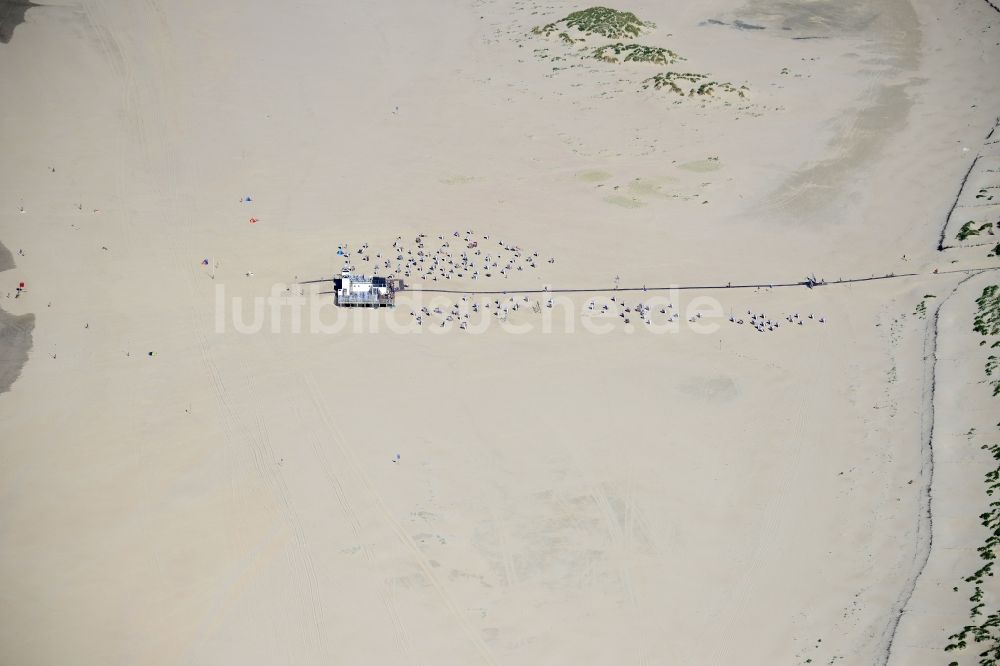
<box><xmin>18</xmin><ymin>282</ymin><xmax>24</xmax><ymax>289</ymax></box>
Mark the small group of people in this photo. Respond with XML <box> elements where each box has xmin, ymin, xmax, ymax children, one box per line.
<box><xmin>728</xmin><ymin>310</ymin><xmax>826</xmax><ymax>333</ymax></box>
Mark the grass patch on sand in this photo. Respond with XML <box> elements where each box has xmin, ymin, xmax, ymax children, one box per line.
<box><xmin>679</xmin><ymin>157</ymin><xmax>722</xmax><ymax>173</ymax></box>
<box><xmin>533</xmin><ymin>7</ymin><xmax>653</xmax><ymax>39</ymax></box>
<box><xmin>440</xmin><ymin>175</ymin><xmax>478</xmax><ymax>185</ymax></box>
<box><xmin>628</xmin><ymin>178</ymin><xmax>668</xmax><ymax>196</ymax></box>
<box><xmin>593</xmin><ymin>43</ymin><xmax>683</xmax><ymax>65</ymax></box>
<box><xmin>643</xmin><ymin>72</ymin><xmax>748</xmax><ymax>98</ymax></box>
<box><xmin>604</xmin><ymin>194</ymin><xmax>646</xmax><ymax>208</ymax></box>
<box><xmin>577</xmin><ymin>170</ymin><xmax>612</xmax><ymax>182</ymax></box>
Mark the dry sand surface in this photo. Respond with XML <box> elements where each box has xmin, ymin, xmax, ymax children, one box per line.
<box><xmin>1</xmin><ymin>0</ymin><xmax>999</xmax><ymax>664</ymax></box>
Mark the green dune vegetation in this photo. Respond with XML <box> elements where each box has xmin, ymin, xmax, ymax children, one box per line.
<box><xmin>530</xmin><ymin>7</ymin><xmax>748</xmax><ymax>101</ymax></box>
<box><xmin>532</xmin><ymin>6</ymin><xmax>652</xmax><ymax>39</ymax></box>
<box><xmin>974</xmin><ymin>284</ymin><xmax>1000</xmax><ymax>339</ymax></box>
<box><xmin>958</xmin><ymin>220</ymin><xmax>996</xmax><ymax>242</ymax></box>
<box><xmin>945</xmin><ymin>284</ymin><xmax>1000</xmax><ymax>666</ymax></box>
<box><xmin>642</xmin><ymin>72</ymin><xmax>748</xmax><ymax>98</ymax></box>
<box><xmin>592</xmin><ymin>43</ymin><xmax>684</xmax><ymax>65</ymax></box>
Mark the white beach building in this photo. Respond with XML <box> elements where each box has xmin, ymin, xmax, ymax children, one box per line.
<box><xmin>333</xmin><ymin>266</ymin><xmax>396</xmax><ymax>307</ymax></box>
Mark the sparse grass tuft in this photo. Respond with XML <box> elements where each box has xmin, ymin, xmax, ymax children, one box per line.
<box><xmin>915</xmin><ymin>295</ymin><xmax>936</xmax><ymax>318</ymax></box>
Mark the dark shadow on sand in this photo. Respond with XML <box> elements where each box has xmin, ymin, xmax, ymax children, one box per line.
<box><xmin>0</xmin><ymin>308</ymin><xmax>33</xmax><ymax>395</ymax></box>
<box><xmin>0</xmin><ymin>0</ymin><xmax>37</xmax><ymax>44</ymax></box>
<box><xmin>0</xmin><ymin>240</ymin><xmax>13</xmax><ymax>273</ymax></box>
<box><xmin>0</xmin><ymin>238</ymin><xmax>31</xmax><ymax>394</ymax></box>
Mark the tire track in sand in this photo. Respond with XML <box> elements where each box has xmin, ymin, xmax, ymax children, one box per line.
<box><xmin>880</xmin><ymin>272</ymin><xmax>988</xmax><ymax>665</ymax></box>
<box><xmin>302</xmin><ymin>372</ymin><xmax>497</xmax><ymax>666</ymax></box>
<box><xmin>86</xmin><ymin>1</ymin><xmax>330</xmax><ymax>657</ymax></box>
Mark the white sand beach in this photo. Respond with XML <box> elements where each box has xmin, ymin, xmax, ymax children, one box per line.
<box><xmin>1</xmin><ymin>0</ymin><xmax>999</xmax><ymax>664</ymax></box>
